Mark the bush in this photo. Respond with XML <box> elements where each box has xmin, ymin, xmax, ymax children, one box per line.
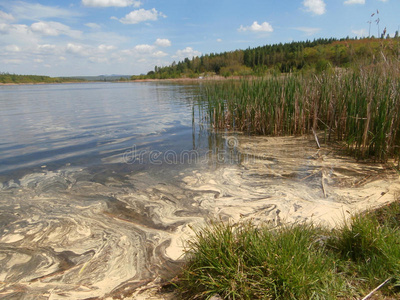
<box><xmin>315</xmin><ymin>59</ymin><xmax>332</xmax><ymax>73</ymax></box>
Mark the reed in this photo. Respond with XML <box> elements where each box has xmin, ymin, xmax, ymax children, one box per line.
<box><xmin>201</xmin><ymin>61</ymin><xmax>400</xmax><ymax>163</ymax></box>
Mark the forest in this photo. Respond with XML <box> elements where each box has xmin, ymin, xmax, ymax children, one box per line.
<box><xmin>132</xmin><ymin>35</ymin><xmax>400</xmax><ymax>80</ymax></box>
<box><xmin>0</xmin><ymin>73</ymin><xmax>85</xmax><ymax>84</ymax></box>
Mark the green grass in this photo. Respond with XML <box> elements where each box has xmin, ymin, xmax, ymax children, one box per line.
<box><xmin>175</xmin><ymin>201</ymin><xmax>400</xmax><ymax>299</ymax></box>
<box><xmin>328</xmin><ymin>213</ymin><xmax>400</xmax><ymax>294</ymax></box>
<box><xmin>200</xmin><ymin>61</ymin><xmax>400</xmax><ymax>164</ymax></box>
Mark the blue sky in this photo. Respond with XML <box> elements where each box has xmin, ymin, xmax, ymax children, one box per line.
<box><xmin>0</xmin><ymin>0</ymin><xmax>398</xmax><ymax>76</ymax></box>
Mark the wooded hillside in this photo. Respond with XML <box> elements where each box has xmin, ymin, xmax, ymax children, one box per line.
<box><xmin>132</xmin><ymin>36</ymin><xmax>400</xmax><ymax>80</ymax></box>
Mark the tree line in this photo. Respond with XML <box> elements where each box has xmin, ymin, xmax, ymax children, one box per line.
<box><xmin>132</xmin><ymin>35</ymin><xmax>400</xmax><ymax>80</ymax></box>
<box><xmin>0</xmin><ymin>73</ymin><xmax>85</xmax><ymax>84</ymax></box>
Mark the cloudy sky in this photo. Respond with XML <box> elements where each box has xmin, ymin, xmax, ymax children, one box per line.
<box><xmin>0</xmin><ymin>0</ymin><xmax>398</xmax><ymax>76</ymax></box>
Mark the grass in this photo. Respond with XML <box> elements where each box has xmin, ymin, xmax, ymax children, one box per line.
<box><xmin>200</xmin><ymin>60</ymin><xmax>400</xmax><ymax>164</ymax></box>
<box><xmin>175</xmin><ymin>201</ymin><xmax>400</xmax><ymax>299</ymax></box>
<box><xmin>328</xmin><ymin>213</ymin><xmax>400</xmax><ymax>294</ymax></box>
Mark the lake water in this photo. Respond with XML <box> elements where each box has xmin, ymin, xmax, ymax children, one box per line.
<box><xmin>1</xmin><ymin>82</ymin><xmax>398</xmax><ymax>299</ymax></box>
<box><xmin>0</xmin><ymin>82</ymin><xmax>240</xmax><ymax>299</ymax></box>
<box><xmin>0</xmin><ymin>82</ymin><xmax>215</xmax><ymax>177</ymax></box>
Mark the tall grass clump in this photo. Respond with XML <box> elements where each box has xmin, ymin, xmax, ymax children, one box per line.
<box><xmin>178</xmin><ymin>221</ymin><xmax>346</xmax><ymax>299</ymax></box>
<box><xmin>176</xmin><ymin>203</ymin><xmax>400</xmax><ymax>299</ymax></box>
<box><xmin>328</xmin><ymin>210</ymin><xmax>400</xmax><ymax>293</ymax></box>
<box><xmin>201</xmin><ymin>60</ymin><xmax>400</xmax><ymax>163</ymax></box>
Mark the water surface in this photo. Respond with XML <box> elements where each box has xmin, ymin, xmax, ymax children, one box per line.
<box><xmin>1</xmin><ymin>82</ymin><xmax>398</xmax><ymax>300</ymax></box>
<box><xmin>0</xmin><ymin>82</ymin><xmax>208</xmax><ymax>176</ymax></box>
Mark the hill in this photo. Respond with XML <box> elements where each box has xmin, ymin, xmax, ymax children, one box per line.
<box><xmin>132</xmin><ymin>36</ymin><xmax>400</xmax><ymax>80</ymax></box>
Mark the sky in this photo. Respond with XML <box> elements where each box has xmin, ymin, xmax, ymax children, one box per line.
<box><xmin>0</xmin><ymin>0</ymin><xmax>398</xmax><ymax>76</ymax></box>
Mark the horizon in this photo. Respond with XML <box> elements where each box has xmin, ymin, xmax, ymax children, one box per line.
<box><xmin>0</xmin><ymin>0</ymin><xmax>399</xmax><ymax>77</ymax></box>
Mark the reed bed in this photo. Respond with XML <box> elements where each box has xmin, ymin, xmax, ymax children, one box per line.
<box><xmin>201</xmin><ymin>63</ymin><xmax>400</xmax><ymax>163</ymax></box>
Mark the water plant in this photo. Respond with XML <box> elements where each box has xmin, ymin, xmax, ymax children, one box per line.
<box><xmin>201</xmin><ymin>60</ymin><xmax>400</xmax><ymax>164</ymax></box>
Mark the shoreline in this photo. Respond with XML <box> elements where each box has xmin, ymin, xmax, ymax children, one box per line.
<box><xmin>130</xmin><ymin>75</ymin><xmax>242</xmax><ymax>83</ymax></box>
<box><xmin>0</xmin><ymin>75</ymin><xmax>243</xmax><ymax>86</ymax></box>
<box><xmin>0</xmin><ymin>81</ymin><xmax>90</xmax><ymax>86</ymax></box>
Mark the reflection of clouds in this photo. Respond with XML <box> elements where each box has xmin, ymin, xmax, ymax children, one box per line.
<box><xmin>0</xmin><ymin>83</ymin><xmax>200</xmax><ymax>173</ymax></box>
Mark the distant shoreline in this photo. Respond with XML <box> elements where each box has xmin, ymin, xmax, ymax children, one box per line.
<box><xmin>0</xmin><ymin>81</ymin><xmax>90</xmax><ymax>86</ymax></box>
<box><xmin>0</xmin><ymin>75</ymin><xmax>241</xmax><ymax>86</ymax></box>
<box><xmin>131</xmin><ymin>75</ymin><xmax>242</xmax><ymax>82</ymax></box>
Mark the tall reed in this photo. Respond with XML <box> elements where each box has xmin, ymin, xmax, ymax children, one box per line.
<box><xmin>201</xmin><ymin>62</ymin><xmax>400</xmax><ymax>163</ymax></box>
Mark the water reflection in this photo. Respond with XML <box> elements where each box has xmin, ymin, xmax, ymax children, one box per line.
<box><xmin>0</xmin><ymin>82</ymin><xmax>204</xmax><ymax>176</ymax></box>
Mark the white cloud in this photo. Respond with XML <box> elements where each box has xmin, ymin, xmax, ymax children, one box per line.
<box><xmin>98</xmin><ymin>44</ymin><xmax>116</xmax><ymax>52</ymax></box>
<box><xmin>294</xmin><ymin>27</ymin><xmax>321</xmax><ymax>36</ymax></box>
<box><xmin>238</xmin><ymin>21</ymin><xmax>273</xmax><ymax>32</ymax></box>
<box><xmin>217</xmin><ymin>38</ymin><xmax>222</xmax><ymax>42</ymax></box>
<box><xmin>30</xmin><ymin>21</ymin><xmax>82</xmax><ymax>38</ymax></box>
<box><xmin>0</xmin><ymin>23</ymin><xmax>38</xmax><ymax>47</ymax></box>
<box><xmin>34</xmin><ymin>58</ymin><xmax>43</xmax><ymax>63</ymax></box>
<box><xmin>82</xmin><ymin>0</ymin><xmax>141</xmax><ymax>7</ymax></box>
<box><xmin>173</xmin><ymin>47</ymin><xmax>201</xmax><ymax>60</ymax></box>
<box><xmin>5</xmin><ymin>45</ymin><xmax>21</xmax><ymax>52</ymax></box>
<box><xmin>344</xmin><ymin>0</ymin><xmax>365</xmax><ymax>4</ymax></box>
<box><xmin>37</xmin><ymin>44</ymin><xmax>57</xmax><ymax>53</ymax></box>
<box><xmin>89</xmin><ymin>56</ymin><xmax>109</xmax><ymax>63</ymax></box>
<box><xmin>352</xmin><ymin>29</ymin><xmax>367</xmax><ymax>37</ymax></box>
<box><xmin>152</xmin><ymin>51</ymin><xmax>168</xmax><ymax>57</ymax></box>
<box><xmin>0</xmin><ymin>23</ymin><xmax>9</xmax><ymax>34</ymax></box>
<box><xmin>85</xmin><ymin>22</ymin><xmax>101</xmax><ymax>30</ymax></box>
<box><xmin>65</xmin><ymin>43</ymin><xmax>116</xmax><ymax>61</ymax></box>
<box><xmin>0</xmin><ymin>23</ymin><xmax>40</xmax><ymax>50</ymax></box>
<box><xmin>0</xmin><ymin>23</ymin><xmax>29</xmax><ymax>35</ymax></box>
<box><xmin>154</xmin><ymin>38</ymin><xmax>171</xmax><ymax>47</ymax></box>
<box><xmin>115</xmin><ymin>43</ymin><xmax>168</xmax><ymax>61</ymax></box>
<box><xmin>117</xmin><ymin>8</ymin><xmax>166</xmax><ymax>24</ymax></box>
<box><xmin>3</xmin><ymin>59</ymin><xmax>23</xmax><ymax>65</ymax></box>
<box><xmin>134</xmin><ymin>44</ymin><xmax>155</xmax><ymax>53</ymax></box>
<box><xmin>303</xmin><ymin>0</ymin><xmax>326</xmax><ymax>15</ymax></box>
<box><xmin>0</xmin><ymin>10</ymin><xmax>14</xmax><ymax>22</ymax></box>
<box><xmin>7</xmin><ymin>1</ymin><xmax>80</xmax><ymax>21</ymax></box>
<box><xmin>66</xmin><ymin>43</ymin><xmax>89</xmax><ymax>56</ymax></box>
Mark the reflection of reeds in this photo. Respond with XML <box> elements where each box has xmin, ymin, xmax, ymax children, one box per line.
<box><xmin>201</xmin><ymin>62</ymin><xmax>400</xmax><ymax>163</ymax></box>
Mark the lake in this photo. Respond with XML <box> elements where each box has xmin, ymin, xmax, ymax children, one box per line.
<box><xmin>0</xmin><ymin>82</ymin><xmax>240</xmax><ymax>299</ymax></box>
<box><xmin>0</xmin><ymin>82</ymin><xmax>398</xmax><ymax>299</ymax></box>
<box><xmin>0</xmin><ymin>82</ymin><xmax>212</xmax><ymax>175</ymax></box>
